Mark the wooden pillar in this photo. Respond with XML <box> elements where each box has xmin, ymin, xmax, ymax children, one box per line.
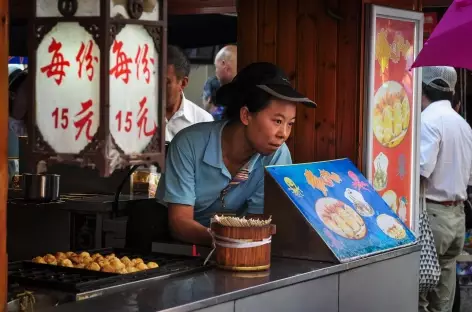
<box><xmin>0</xmin><ymin>0</ymin><xmax>8</xmax><ymax>310</ymax></box>
<box><xmin>238</xmin><ymin>0</ymin><xmax>362</xmax><ymax>166</ymax></box>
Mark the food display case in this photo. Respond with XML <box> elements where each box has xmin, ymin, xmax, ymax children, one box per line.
<box><xmin>364</xmin><ymin>5</ymin><xmax>424</xmax><ymax>233</ymax></box>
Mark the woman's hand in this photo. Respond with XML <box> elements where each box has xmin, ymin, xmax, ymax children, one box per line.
<box><xmin>168</xmin><ymin>203</ymin><xmax>213</xmax><ymax>246</ymax></box>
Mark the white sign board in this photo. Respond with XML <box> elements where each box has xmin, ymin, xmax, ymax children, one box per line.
<box><xmin>109</xmin><ymin>25</ymin><xmax>159</xmax><ymax>154</ymax></box>
<box><xmin>36</xmin><ymin>22</ymin><xmax>100</xmax><ymax>154</ymax></box>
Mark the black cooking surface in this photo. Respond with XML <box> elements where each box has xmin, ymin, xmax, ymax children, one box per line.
<box><xmin>9</xmin><ymin>248</ymin><xmax>208</xmax><ymax>293</ymax></box>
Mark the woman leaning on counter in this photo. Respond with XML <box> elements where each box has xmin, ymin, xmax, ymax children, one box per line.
<box><xmin>156</xmin><ymin>62</ymin><xmax>316</xmax><ymax>246</ymax></box>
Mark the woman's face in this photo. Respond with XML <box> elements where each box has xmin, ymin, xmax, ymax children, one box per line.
<box><xmin>242</xmin><ymin>99</ymin><xmax>297</xmax><ymax>155</ymax></box>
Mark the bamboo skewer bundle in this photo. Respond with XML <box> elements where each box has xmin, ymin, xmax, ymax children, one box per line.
<box><xmin>212</xmin><ymin>215</ymin><xmax>272</xmax><ymax>227</ymax></box>
<box><xmin>208</xmin><ymin>215</ymin><xmax>276</xmax><ymax>272</ymax></box>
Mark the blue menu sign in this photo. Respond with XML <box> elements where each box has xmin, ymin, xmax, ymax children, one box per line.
<box><xmin>265</xmin><ymin>158</ymin><xmax>416</xmax><ymax>262</ymax></box>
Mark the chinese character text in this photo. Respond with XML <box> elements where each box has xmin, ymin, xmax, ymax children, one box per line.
<box><xmin>109</xmin><ymin>40</ymin><xmax>132</xmax><ymax>84</ymax></box>
<box><xmin>76</xmin><ymin>40</ymin><xmax>99</xmax><ymax>81</ymax></box>
<box><xmin>73</xmin><ymin>100</ymin><xmax>95</xmax><ymax>141</ymax></box>
<box><xmin>40</xmin><ymin>38</ymin><xmax>71</xmax><ymax>86</ymax></box>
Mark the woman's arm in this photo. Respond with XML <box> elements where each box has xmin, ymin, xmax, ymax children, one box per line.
<box><xmin>168</xmin><ymin>203</ymin><xmax>212</xmax><ymax>246</ymax></box>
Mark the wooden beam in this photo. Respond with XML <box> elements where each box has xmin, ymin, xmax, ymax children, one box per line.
<box><xmin>0</xmin><ymin>1</ymin><xmax>8</xmax><ymax>311</ymax></box>
<box><xmin>9</xmin><ymin>0</ymin><xmax>26</xmax><ymax>20</ymax></box>
<box><xmin>421</xmin><ymin>0</ymin><xmax>452</xmax><ymax>8</ymax></box>
<box><xmin>10</xmin><ymin>0</ymin><xmax>238</xmax><ymax>19</ymax></box>
<box><xmin>168</xmin><ymin>0</ymin><xmax>236</xmax><ymax>15</ymax></box>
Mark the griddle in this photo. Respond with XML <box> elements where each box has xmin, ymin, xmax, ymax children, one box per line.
<box><xmin>9</xmin><ymin>248</ymin><xmax>209</xmax><ymax>293</ymax></box>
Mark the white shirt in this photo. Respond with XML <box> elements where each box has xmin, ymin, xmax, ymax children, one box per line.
<box><xmin>165</xmin><ymin>93</ymin><xmax>214</xmax><ymax>141</ymax></box>
<box><xmin>420</xmin><ymin>100</ymin><xmax>472</xmax><ymax>201</ymax></box>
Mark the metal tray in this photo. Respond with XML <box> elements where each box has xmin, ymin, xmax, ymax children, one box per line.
<box><xmin>9</xmin><ymin>248</ymin><xmax>207</xmax><ymax>293</ymax></box>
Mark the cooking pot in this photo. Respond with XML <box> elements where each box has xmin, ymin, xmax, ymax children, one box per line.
<box><xmin>22</xmin><ymin>173</ymin><xmax>60</xmax><ymax>202</ymax></box>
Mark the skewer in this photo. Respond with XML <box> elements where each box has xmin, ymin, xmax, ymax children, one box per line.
<box><xmin>213</xmin><ymin>215</ymin><xmax>272</xmax><ymax>227</ymax></box>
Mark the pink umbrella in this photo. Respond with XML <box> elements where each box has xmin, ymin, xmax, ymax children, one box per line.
<box><xmin>411</xmin><ymin>0</ymin><xmax>472</xmax><ymax>70</ymax></box>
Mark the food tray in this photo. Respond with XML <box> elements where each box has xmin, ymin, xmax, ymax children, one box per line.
<box><xmin>9</xmin><ymin>248</ymin><xmax>207</xmax><ymax>293</ymax></box>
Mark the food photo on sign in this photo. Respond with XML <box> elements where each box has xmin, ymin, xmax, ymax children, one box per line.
<box><xmin>266</xmin><ymin>159</ymin><xmax>416</xmax><ymax>263</ymax></box>
<box><xmin>365</xmin><ymin>6</ymin><xmax>423</xmax><ymax>231</ymax></box>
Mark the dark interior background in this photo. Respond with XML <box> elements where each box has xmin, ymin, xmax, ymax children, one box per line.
<box><xmin>9</xmin><ymin>14</ymin><xmax>238</xmax><ymax>59</ymax></box>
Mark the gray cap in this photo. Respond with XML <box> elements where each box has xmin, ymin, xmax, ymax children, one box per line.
<box><xmin>422</xmin><ymin>66</ymin><xmax>457</xmax><ymax>94</ymax></box>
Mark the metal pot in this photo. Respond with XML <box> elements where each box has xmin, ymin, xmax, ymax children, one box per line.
<box><xmin>22</xmin><ymin>173</ymin><xmax>60</xmax><ymax>202</ymax></box>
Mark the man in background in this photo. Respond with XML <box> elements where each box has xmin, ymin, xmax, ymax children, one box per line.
<box><xmin>8</xmin><ymin>66</ymin><xmax>28</xmax><ymax>185</ymax></box>
<box><xmin>203</xmin><ymin>45</ymin><xmax>237</xmax><ymax>120</ymax></box>
<box><xmin>202</xmin><ymin>76</ymin><xmax>223</xmax><ymax>120</ymax></box>
<box><xmin>419</xmin><ymin>66</ymin><xmax>472</xmax><ymax>312</ymax></box>
<box><xmin>166</xmin><ymin>45</ymin><xmax>213</xmax><ymax>142</ymax></box>
<box><xmin>214</xmin><ymin>45</ymin><xmax>237</xmax><ymax>86</ymax></box>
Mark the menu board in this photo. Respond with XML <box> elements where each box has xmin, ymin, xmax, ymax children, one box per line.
<box><xmin>266</xmin><ymin>159</ymin><xmax>416</xmax><ymax>263</ymax></box>
<box><xmin>365</xmin><ymin>6</ymin><xmax>423</xmax><ymax>231</ymax></box>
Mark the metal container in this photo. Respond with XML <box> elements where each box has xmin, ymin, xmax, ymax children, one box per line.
<box><xmin>22</xmin><ymin>173</ymin><xmax>60</xmax><ymax>202</ymax></box>
<box><xmin>7</xmin><ymin>293</ymin><xmax>59</xmax><ymax>311</ymax></box>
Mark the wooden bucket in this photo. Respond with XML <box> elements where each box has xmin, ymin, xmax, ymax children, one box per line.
<box><xmin>210</xmin><ymin>223</ymin><xmax>276</xmax><ymax>272</ymax></box>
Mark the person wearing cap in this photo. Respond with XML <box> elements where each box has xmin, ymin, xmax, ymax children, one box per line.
<box><xmin>8</xmin><ymin>66</ymin><xmax>29</xmax><ymax>185</ymax></box>
<box><xmin>419</xmin><ymin>66</ymin><xmax>472</xmax><ymax>312</ymax></box>
<box><xmin>165</xmin><ymin>45</ymin><xmax>213</xmax><ymax>142</ymax></box>
<box><xmin>156</xmin><ymin>62</ymin><xmax>316</xmax><ymax>245</ymax></box>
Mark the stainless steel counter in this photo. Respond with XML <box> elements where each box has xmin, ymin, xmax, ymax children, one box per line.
<box><xmin>41</xmin><ymin>245</ymin><xmax>421</xmax><ymax>312</ymax></box>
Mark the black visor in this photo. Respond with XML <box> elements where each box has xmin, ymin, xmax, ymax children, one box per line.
<box><xmin>216</xmin><ymin>62</ymin><xmax>317</xmax><ymax>108</ymax></box>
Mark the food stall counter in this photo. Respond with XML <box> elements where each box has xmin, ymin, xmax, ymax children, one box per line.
<box><xmin>40</xmin><ymin>245</ymin><xmax>420</xmax><ymax>312</ymax></box>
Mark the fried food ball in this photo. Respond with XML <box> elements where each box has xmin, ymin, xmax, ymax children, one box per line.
<box><xmin>101</xmin><ymin>264</ymin><xmax>116</xmax><ymax>273</ymax></box>
<box><xmin>32</xmin><ymin>256</ymin><xmax>46</xmax><ymax>264</ymax></box>
<box><xmin>79</xmin><ymin>252</ymin><xmax>90</xmax><ymax>258</ymax></box>
<box><xmin>82</xmin><ymin>257</ymin><xmax>93</xmax><ymax>265</ymax></box>
<box><xmin>97</xmin><ymin>259</ymin><xmax>109</xmax><ymax>268</ymax></box>
<box><xmin>105</xmin><ymin>253</ymin><xmax>116</xmax><ymax>260</ymax></box>
<box><xmin>147</xmin><ymin>262</ymin><xmax>159</xmax><ymax>269</ymax></box>
<box><xmin>130</xmin><ymin>258</ymin><xmax>144</xmax><ymax>267</ymax></box>
<box><xmin>85</xmin><ymin>262</ymin><xmax>100</xmax><ymax>271</ymax></box>
<box><xmin>126</xmin><ymin>267</ymin><xmax>138</xmax><ymax>273</ymax></box>
<box><xmin>91</xmin><ymin>253</ymin><xmax>102</xmax><ymax>261</ymax></box>
<box><xmin>109</xmin><ymin>259</ymin><xmax>125</xmax><ymax>270</ymax></box>
<box><xmin>120</xmin><ymin>256</ymin><xmax>131</xmax><ymax>265</ymax></box>
<box><xmin>55</xmin><ymin>252</ymin><xmax>67</xmax><ymax>261</ymax></box>
<box><xmin>44</xmin><ymin>254</ymin><xmax>57</xmax><ymax>265</ymax></box>
<box><xmin>58</xmin><ymin>259</ymin><xmax>74</xmax><ymax>268</ymax></box>
<box><xmin>65</xmin><ymin>252</ymin><xmax>76</xmax><ymax>258</ymax></box>
<box><xmin>135</xmin><ymin>263</ymin><xmax>148</xmax><ymax>271</ymax></box>
<box><xmin>117</xmin><ymin>267</ymin><xmax>128</xmax><ymax>274</ymax></box>
<box><xmin>74</xmin><ymin>263</ymin><xmax>86</xmax><ymax>269</ymax></box>
<box><xmin>69</xmin><ymin>255</ymin><xmax>83</xmax><ymax>264</ymax></box>
<box><xmin>126</xmin><ymin>261</ymin><xmax>135</xmax><ymax>268</ymax></box>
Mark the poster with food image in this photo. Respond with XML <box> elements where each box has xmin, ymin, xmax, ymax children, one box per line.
<box><xmin>266</xmin><ymin>159</ymin><xmax>416</xmax><ymax>262</ymax></box>
<box><xmin>365</xmin><ymin>7</ymin><xmax>423</xmax><ymax>232</ymax></box>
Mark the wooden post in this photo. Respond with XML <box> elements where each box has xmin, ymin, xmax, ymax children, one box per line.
<box><xmin>0</xmin><ymin>0</ymin><xmax>8</xmax><ymax>310</ymax></box>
